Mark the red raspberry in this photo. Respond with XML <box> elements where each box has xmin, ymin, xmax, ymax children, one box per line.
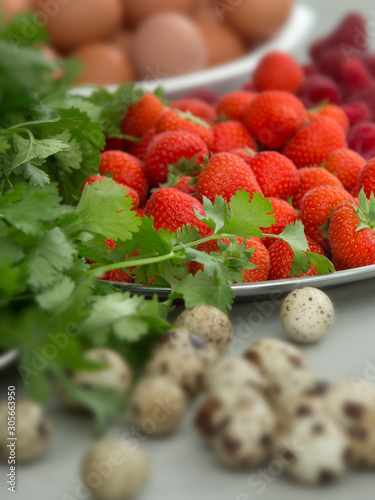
<box><xmin>341</xmin><ymin>101</ymin><xmax>372</xmax><ymax>127</ymax></box>
<box><xmin>315</xmin><ymin>48</ymin><xmax>346</xmax><ymax>81</ymax></box>
<box><xmin>253</xmin><ymin>51</ymin><xmax>305</xmax><ymax>94</ymax></box>
<box><xmin>297</xmin><ymin>75</ymin><xmax>340</xmax><ymax>108</ymax></box>
<box><xmin>340</xmin><ymin>59</ymin><xmax>373</xmax><ymax>99</ymax></box>
<box><xmin>348</xmin><ymin>121</ymin><xmax>375</xmax><ymax>160</ymax></box>
<box><xmin>102</xmin><ymin>137</ymin><xmax>124</xmax><ymax>153</ymax></box>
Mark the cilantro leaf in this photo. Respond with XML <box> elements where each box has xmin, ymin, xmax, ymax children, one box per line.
<box><xmin>277</xmin><ymin>221</ymin><xmax>311</xmax><ymax>275</ymax></box>
<box><xmin>72</xmin><ymin>179</ymin><xmax>141</xmax><ymax>241</ymax></box>
<box><xmin>36</xmin><ymin>276</ymin><xmax>76</xmax><ymax>312</ymax></box>
<box><xmin>195</xmin><ymin>195</ymin><xmax>230</xmax><ymax>233</ymax></box>
<box><xmin>223</xmin><ymin>191</ymin><xmax>275</xmax><ymax>238</ymax></box>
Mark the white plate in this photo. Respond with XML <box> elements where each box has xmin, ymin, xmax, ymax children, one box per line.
<box><xmin>0</xmin><ymin>349</ymin><xmax>18</xmax><ymax>370</ymax></box>
<box><xmin>110</xmin><ymin>264</ymin><xmax>375</xmax><ymax>300</ymax></box>
<box><xmin>73</xmin><ymin>3</ymin><xmax>315</xmax><ymax>99</ymax></box>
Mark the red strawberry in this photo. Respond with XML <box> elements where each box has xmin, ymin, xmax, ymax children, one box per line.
<box><xmin>293</xmin><ymin>167</ymin><xmax>344</xmax><ymax>210</ymax></box>
<box><xmin>102</xmin><ymin>137</ymin><xmax>124</xmax><ymax>152</ymax></box>
<box><xmin>299</xmin><ymin>185</ymin><xmax>353</xmax><ymax>249</ymax></box>
<box><xmin>170</xmin><ymin>98</ymin><xmax>217</xmax><ymax>124</ymax></box>
<box><xmin>248</xmin><ymin>151</ymin><xmax>299</xmax><ymax>200</ymax></box>
<box><xmin>81</xmin><ymin>176</ymin><xmax>140</xmax><ymax>209</ymax></box>
<box><xmin>99</xmin><ymin>151</ymin><xmax>149</xmax><ymax>204</ymax></box>
<box><xmin>157</xmin><ymin>109</ymin><xmax>214</xmax><ymax>149</ymax></box>
<box><xmin>174</xmin><ymin>176</ymin><xmax>197</xmax><ymax>196</ymax></box>
<box><xmin>253</xmin><ymin>51</ymin><xmax>305</xmax><ymax>94</ymax></box>
<box><xmin>354</xmin><ymin>157</ymin><xmax>375</xmax><ymax>197</ymax></box>
<box><xmin>127</xmin><ymin>127</ymin><xmax>156</xmax><ymax>162</ymax></box>
<box><xmin>245</xmin><ymin>90</ymin><xmax>307</xmax><ymax>150</ymax></box>
<box><xmin>98</xmin><ymin>269</ymin><xmax>134</xmax><ymax>284</ymax></box>
<box><xmin>211</xmin><ymin>121</ymin><xmax>257</xmax><ymax>154</ymax></box>
<box><xmin>268</xmin><ymin>236</ymin><xmax>326</xmax><ymax>280</ymax></box>
<box><xmin>282</xmin><ymin>116</ymin><xmax>347</xmax><ymax>168</ymax></box>
<box><xmin>229</xmin><ymin>147</ymin><xmax>256</xmax><ymax>164</ymax></box>
<box><xmin>260</xmin><ymin>198</ymin><xmax>299</xmax><ymax>248</ymax></box>
<box><xmin>191</xmin><ymin>237</ymin><xmax>269</xmax><ymax>283</ymax></box>
<box><xmin>324</xmin><ymin>148</ymin><xmax>366</xmax><ymax>192</ymax></box>
<box><xmin>242</xmin><ymin>238</ymin><xmax>270</xmax><ymax>283</ymax></box>
<box><xmin>122</xmin><ymin>93</ymin><xmax>164</xmax><ymax>138</ymax></box>
<box><xmin>144</xmin><ymin>131</ymin><xmax>208</xmax><ymax>188</ymax></box>
<box><xmin>145</xmin><ymin>187</ymin><xmax>209</xmax><ymax>236</ymax></box>
<box><xmin>306</xmin><ymin>104</ymin><xmax>349</xmax><ymax>133</ymax></box>
<box><xmin>216</xmin><ymin>91</ymin><xmax>257</xmax><ymax>122</ymax></box>
<box><xmin>196</xmin><ymin>152</ymin><xmax>262</xmax><ymax>203</ymax></box>
<box><xmin>328</xmin><ymin>196</ymin><xmax>375</xmax><ymax>269</ymax></box>
<box><xmin>135</xmin><ymin>208</ymin><xmax>145</xmax><ymax>218</ymax></box>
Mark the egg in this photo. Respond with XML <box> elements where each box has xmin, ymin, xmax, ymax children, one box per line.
<box><xmin>73</xmin><ymin>43</ymin><xmax>135</xmax><ymax>86</ymax></box>
<box><xmin>131</xmin><ymin>13</ymin><xmax>207</xmax><ymax>80</ymax></box>
<box><xmin>0</xmin><ymin>0</ymin><xmax>30</xmax><ymax>23</ymax></box>
<box><xmin>222</xmin><ymin>0</ymin><xmax>293</xmax><ymax>44</ymax></box>
<box><xmin>197</xmin><ymin>22</ymin><xmax>246</xmax><ymax>67</ymax></box>
<box><xmin>124</xmin><ymin>0</ymin><xmax>192</xmax><ymax>28</ymax></box>
<box><xmin>111</xmin><ymin>31</ymin><xmax>133</xmax><ymax>57</ymax></box>
<box><xmin>36</xmin><ymin>0</ymin><xmax>122</xmax><ymax>53</ymax></box>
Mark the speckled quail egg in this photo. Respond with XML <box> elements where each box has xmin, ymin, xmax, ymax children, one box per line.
<box><xmin>348</xmin><ymin>409</ymin><xmax>375</xmax><ymax>469</ymax></box>
<box><xmin>81</xmin><ymin>439</ymin><xmax>151</xmax><ymax>500</ymax></box>
<box><xmin>175</xmin><ymin>305</ymin><xmax>233</xmax><ymax>354</ymax></box>
<box><xmin>0</xmin><ymin>401</ymin><xmax>52</xmax><ymax>463</ymax></box>
<box><xmin>280</xmin><ymin>287</ymin><xmax>335</xmax><ymax>343</ymax></box>
<box><xmin>273</xmin><ymin>414</ymin><xmax>350</xmax><ymax>484</ymax></box>
<box><xmin>130</xmin><ymin>376</ymin><xmax>187</xmax><ymax>436</ymax></box>
<box><xmin>204</xmin><ymin>357</ymin><xmax>267</xmax><ymax>395</ymax></box>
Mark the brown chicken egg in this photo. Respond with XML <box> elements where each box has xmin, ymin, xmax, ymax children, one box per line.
<box><xmin>35</xmin><ymin>0</ymin><xmax>122</xmax><ymax>53</ymax></box>
<box><xmin>124</xmin><ymin>0</ymin><xmax>192</xmax><ymax>28</ymax></box>
<box><xmin>131</xmin><ymin>13</ymin><xmax>207</xmax><ymax>80</ymax></box>
<box><xmin>0</xmin><ymin>0</ymin><xmax>30</xmax><ymax>23</ymax></box>
<box><xmin>222</xmin><ymin>0</ymin><xmax>293</xmax><ymax>44</ymax></box>
<box><xmin>73</xmin><ymin>43</ymin><xmax>135</xmax><ymax>86</ymax></box>
<box><xmin>197</xmin><ymin>21</ymin><xmax>246</xmax><ymax>67</ymax></box>
<box><xmin>111</xmin><ymin>31</ymin><xmax>133</xmax><ymax>57</ymax></box>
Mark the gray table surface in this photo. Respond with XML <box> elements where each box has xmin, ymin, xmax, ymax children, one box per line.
<box><xmin>2</xmin><ymin>2</ymin><xmax>375</xmax><ymax>499</ymax></box>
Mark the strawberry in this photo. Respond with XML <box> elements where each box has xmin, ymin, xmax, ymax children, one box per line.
<box><xmin>324</xmin><ymin>148</ymin><xmax>366</xmax><ymax>192</ymax></box>
<box><xmin>268</xmin><ymin>236</ymin><xmax>326</xmax><ymax>280</ymax></box>
<box><xmin>174</xmin><ymin>176</ymin><xmax>197</xmax><ymax>196</ymax></box>
<box><xmin>211</xmin><ymin>121</ymin><xmax>257</xmax><ymax>154</ymax></box>
<box><xmin>196</xmin><ymin>152</ymin><xmax>262</xmax><ymax>203</ymax></box>
<box><xmin>98</xmin><ymin>269</ymin><xmax>134</xmax><ymax>284</ymax></box>
<box><xmin>170</xmin><ymin>98</ymin><xmax>217</xmax><ymax>124</ymax></box>
<box><xmin>216</xmin><ymin>91</ymin><xmax>257</xmax><ymax>122</ymax></box>
<box><xmin>144</xmin><ymin>131</ymin><xmax>208</xmax><ymax>188</ymax></box>
<box><xmin>253</xmin><ymin>51</ymin><xmax>305</xmax><ymax>94</ymax></box>
<box><xmin>122</xmin><ymin>93</ymin><xmax>164</xmax><ymax>138</ymax></box>
<box><xmin>81</xmin><ymin>176</ymin><xmax>140</xmax><ymax>209</ymax></box>
<box><xmin>247</xmin><ymin>151</ymin><xmax>299</xmax><ymax>200</ymax></box>
<box><xmin>282</xmin><ymin>116</ymin><xmax>347</xmax><ymax>168</ymax></box>
<box><xmin>127</xmin><ymin>127</ymin><xmax>156</xmax><ymax>162</ymax></box>
<box><xmin>260</xmin><ymin>197</ymin><xmax>299</xmax><ymax>248</ymax></box>
<box><xmin>144</xmin><ymin>187</ymin><xmax>209</xmax><ymax>236</ymax></box>
<box><xmin>306</xmin><ymin>104</ymin><xmax>350</xmax><ymax>133</ymax></box>
<box><xmin>354</xmin><ymin>157</ymin><xmax>375</xmax><ymax>198</ymax></box>
<box><xmin>99</xmin><ymin>151</ymin><xmax>149</xmax><ymax>204</ymax></box>
<box><xmin>156</xmin><ymin>109</ymin><xmax>214</xmax><ymax>149</ymax></box>
<box><xmin>299</xmin><ymin>185</ymin><xmax>353</xmax><ymax>249</ymax></box>
<box><xmin>245</xmin><ymin>90</ymin><xmax>307</xmax><ymax>150</ymax></box>
<box><xmin>102</xmin><ymin>137</ymin><xmax>124</xmax><ymax>152</ymax></box>
<box><xmin>191</xmin><ymin>237</ymin><xmax>269</xmax><ymax>283</ymax></box>
<box><xmin>293</xmin><ymin>167</ymin><xmax>344</xmax><ymax>210</ymax></box>
<box><xmin>328</xmin><ymin>195</ymin><xmax>375</xmax><ymax>269</ymax></box>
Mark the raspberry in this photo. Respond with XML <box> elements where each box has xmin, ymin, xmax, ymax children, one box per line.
<box><xmin>348</xmin><ymin>121</ymin><xmax>375</xmax><ymax>160</ymax></box>
<box><xmin>347</xmin><ymin>83</ymin><xmax>375</xmax><ymax>117</ymax></box>
<box><xmin>297</xmin><ymin>75</ymin><xmax>340</xmax><ymax>108</ymax></box>
<box><xmin>341</xmin><ymin>101</ymin><xmax>372</xmax><ymax>126</ymax></box>
<box><xmin>340</xmin><ymin>59</ymin><xmax>373</xmax><ymax>98</ymax></box>
<box><xmin>328</xmin><ymin>13</ymin><xmax>368</xmax><ymax>53</ymax></box>
<box><xmin>302</xmin><ymin>64</ymin><xmax>320</xmax><ymax>78</ymax></box>
<box><xmin>360</xmin><ymin>54</ymin><xmax>375</xmax><ymax>78</ymax></box>
<box><xmin>315</xmin><ymin>48</ymin><xmax>346</xmax><ymax>81</ymax></box>
<box><xmin>184</xmin><ymin>89</ymin><xmax>220</xmax><ymax>105</ymax></box>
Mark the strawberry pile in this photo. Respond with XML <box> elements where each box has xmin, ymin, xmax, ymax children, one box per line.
<box><xmin>82</xmin><ymin>13</ymin><xmax>375</xmax><ymax>285</ymax></box>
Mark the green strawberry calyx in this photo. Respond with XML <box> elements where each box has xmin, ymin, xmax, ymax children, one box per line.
<box><xmin>354</xmin><ymin>189</ymin><xmax>375</xmax><ymax>232</ymax></box>
<box><xmin>176</xmin><ymin>110</ymin><xmax>210</xmax><ymax>128</ymax></box>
